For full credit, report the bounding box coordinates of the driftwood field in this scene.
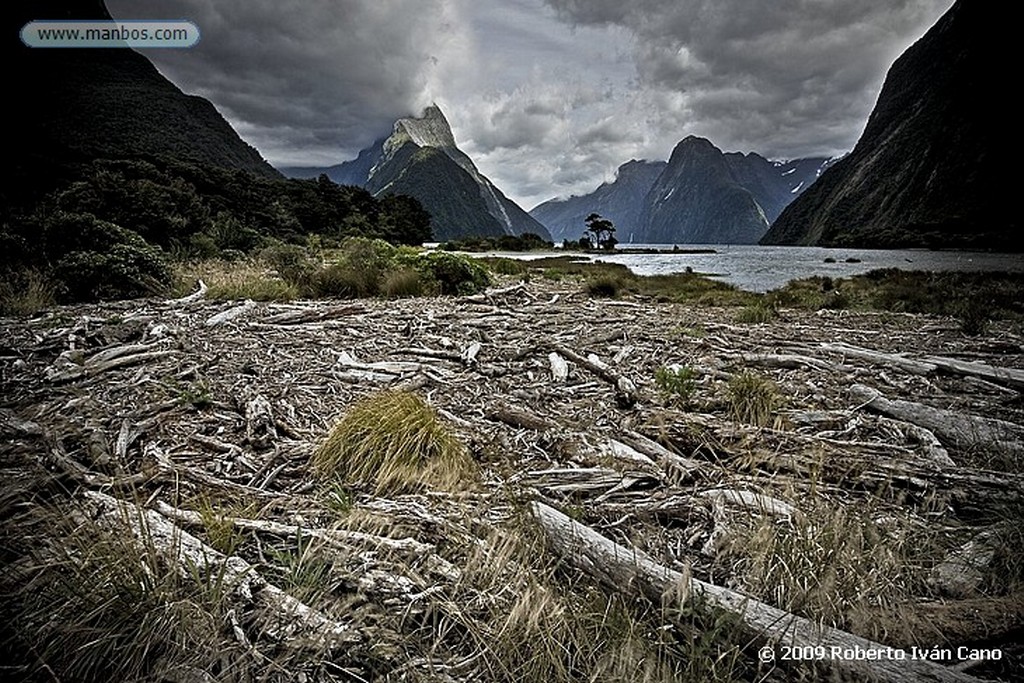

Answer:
[1,273,1022,682]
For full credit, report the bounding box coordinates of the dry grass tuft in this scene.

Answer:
[313,390,476,495]
[727,370,782,427]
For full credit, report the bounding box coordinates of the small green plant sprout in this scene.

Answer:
[313,390,476,495]
[654,364,698,404]
[727,370,782,427]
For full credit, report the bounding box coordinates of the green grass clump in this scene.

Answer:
[586,274,629,297]
[655,365,698,404]
[727,371,782,427]
[313,390,475,495]
[734,299,777,323]
[381,268,424,298]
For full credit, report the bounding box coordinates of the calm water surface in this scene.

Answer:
[483,244,1024,293]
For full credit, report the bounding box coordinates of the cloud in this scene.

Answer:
[107,0,476,165]
[544,0,955,158]
[103,0,956,208]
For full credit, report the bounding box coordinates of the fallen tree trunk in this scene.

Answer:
[922,355,1024,393]
[850,384,1024,458]
[550,343,637,406]
[531,501,983,683]
[82,490,362,651]
[820,342,937,376]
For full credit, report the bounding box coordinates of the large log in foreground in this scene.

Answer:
[530,501,983,683]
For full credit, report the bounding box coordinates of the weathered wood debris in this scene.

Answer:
[1,275,1022,681]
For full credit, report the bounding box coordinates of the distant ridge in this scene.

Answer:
[530,140,828,244]
[761,0,1017,250]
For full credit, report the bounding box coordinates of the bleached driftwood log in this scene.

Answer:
[165,278,207,306]
[921,355,1024,393]
[263,304,364,325]
[822,343,1024,393]
[205,301,257,327]
[531,501,983,683]
[153,501,434,556]
[551,343,637,406]
[850,384,1024,458]
[696,488,798,518]
[46,346,181,383]
[82,490,362,651]
[820,342,937,376]
[726,352,844,373]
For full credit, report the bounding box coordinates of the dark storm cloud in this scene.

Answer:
[101,0,955,206]
[106,0,471,165]
[544,0,954,158]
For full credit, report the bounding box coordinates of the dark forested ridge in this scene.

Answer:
[761,0,1017,250]
[3,1,436,304]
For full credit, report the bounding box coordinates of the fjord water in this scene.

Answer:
[495,245,1024,293]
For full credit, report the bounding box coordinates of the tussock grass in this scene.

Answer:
[313,390,476,495]
[381,267,424,297]
[1,496,247,681]
[735,299,777,323]
[655,365,698,404]
[417,516,712,683]
[727,371,782,427]
[0,269,57,316]
[726,495,944,644]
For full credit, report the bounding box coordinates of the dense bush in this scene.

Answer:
[52,235,172,302]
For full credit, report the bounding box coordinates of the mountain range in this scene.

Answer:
[531,139,830,244]
[282,106,551,242]
[761,0,1015,250]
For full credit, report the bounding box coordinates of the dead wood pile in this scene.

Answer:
[1,275,1022,681]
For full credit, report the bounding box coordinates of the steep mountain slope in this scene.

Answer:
[761,0,1015,249]
[723,154,832,224]
[11,0,279,185]
[637,137,770,244]
[530,160,666,243]
[283,106,551,242]
[529,146,828,245]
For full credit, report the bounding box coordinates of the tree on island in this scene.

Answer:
[583,213,618,251]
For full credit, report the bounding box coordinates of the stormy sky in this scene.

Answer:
[106,0,953,209]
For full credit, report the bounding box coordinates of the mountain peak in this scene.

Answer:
[389,104,457,152]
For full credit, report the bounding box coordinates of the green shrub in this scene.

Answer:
[398,251,490,295]
[313,390,475,495]
[52,226,172,302]
[654,365,698,404]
